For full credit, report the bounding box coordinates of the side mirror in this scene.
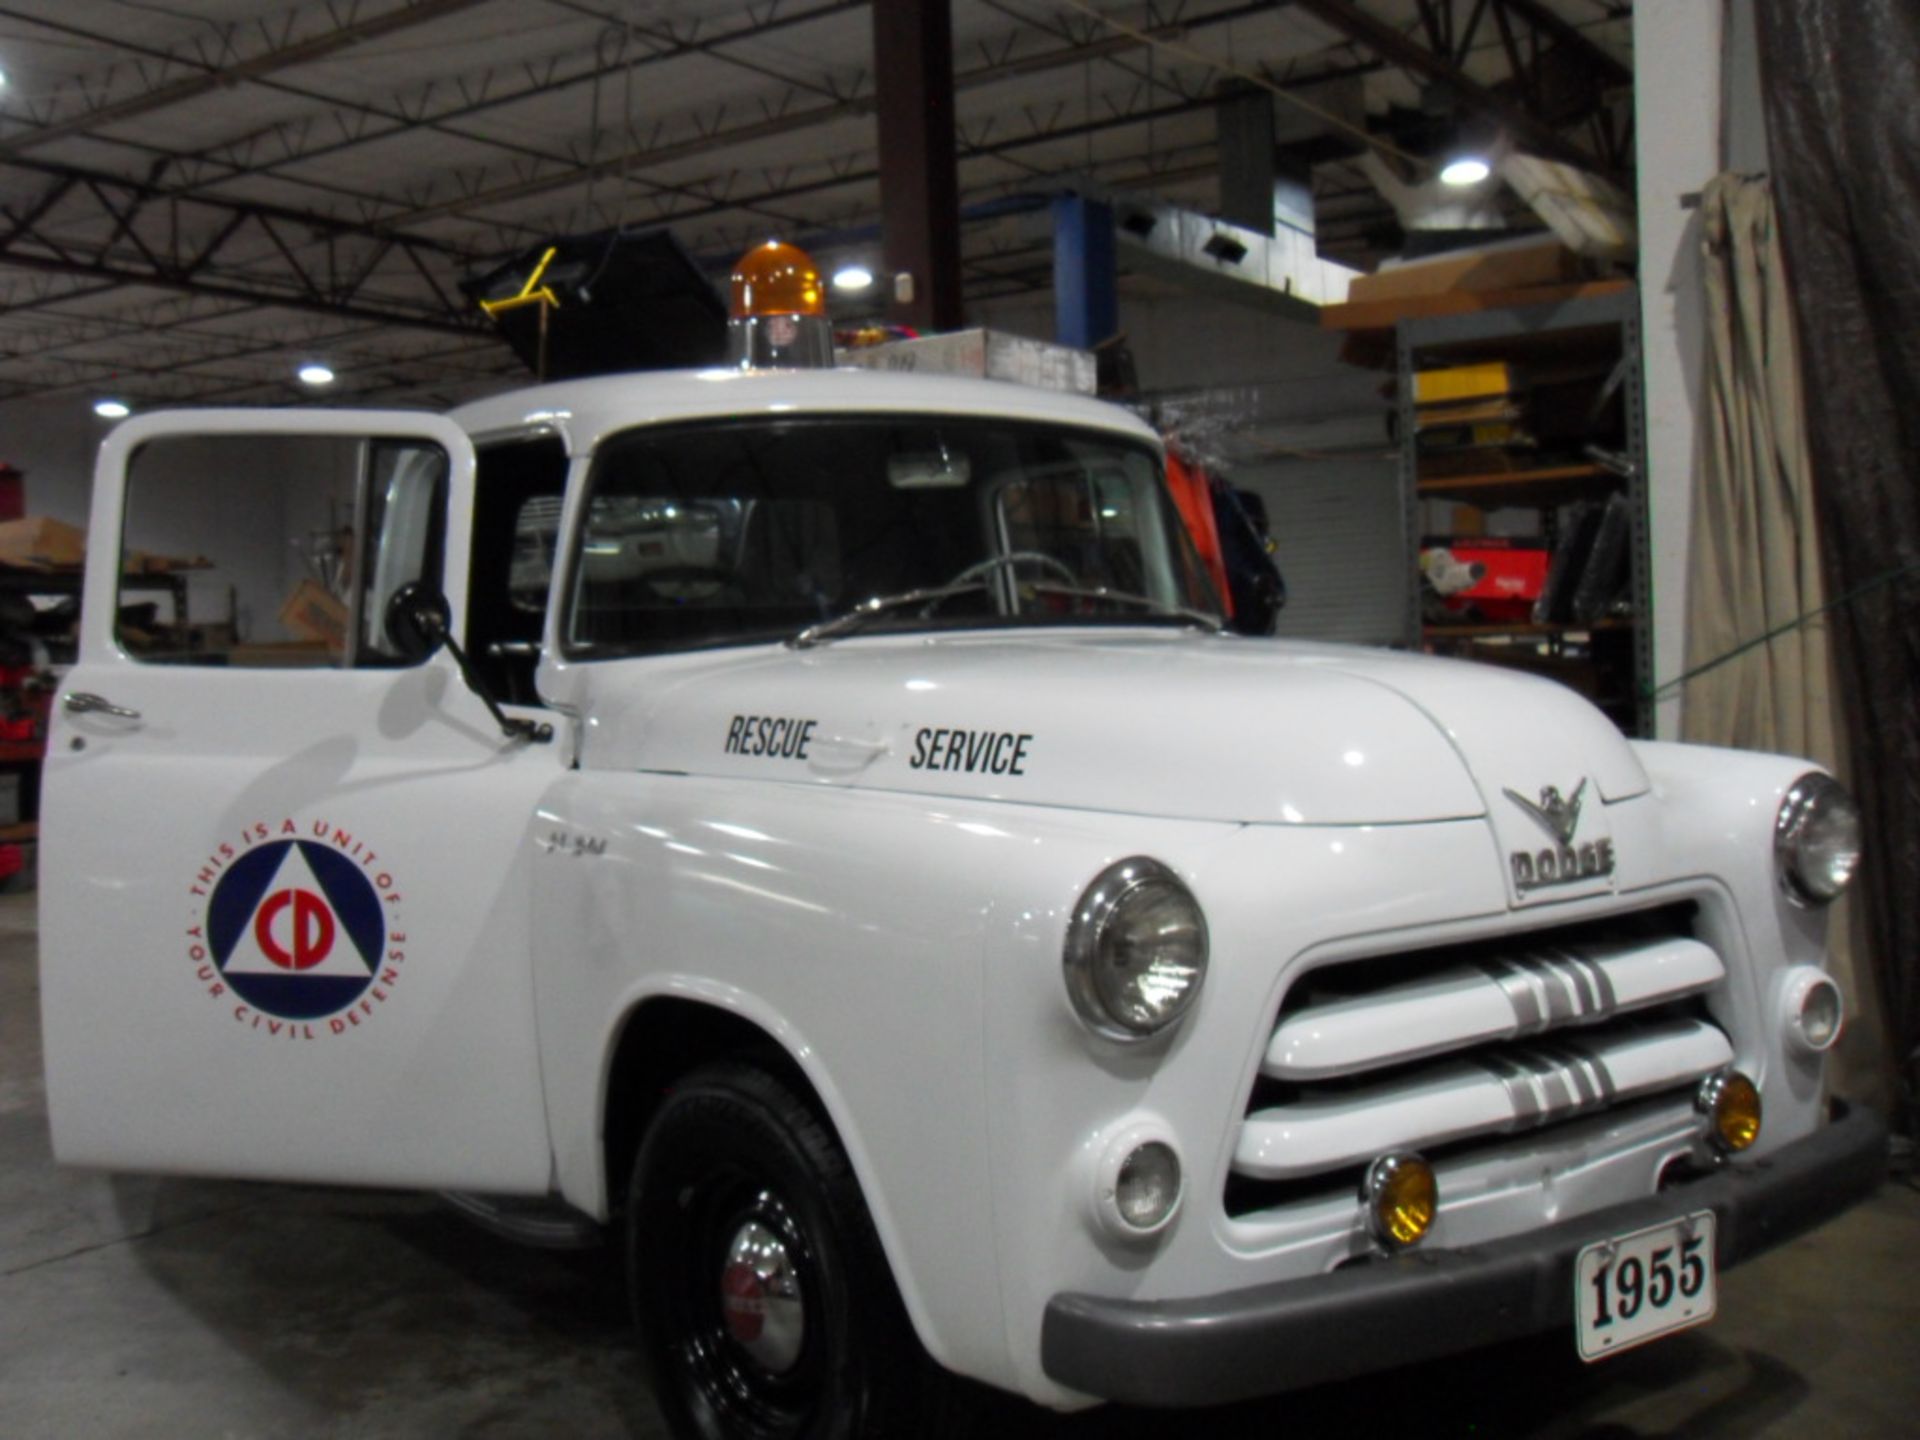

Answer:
[382,581,552,745]
[384,582,452,663]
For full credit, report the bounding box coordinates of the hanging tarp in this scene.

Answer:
[1682,173,1885,1106]
[1757,0,1920,1135]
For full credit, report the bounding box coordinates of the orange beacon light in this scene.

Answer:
[728,240,835,369]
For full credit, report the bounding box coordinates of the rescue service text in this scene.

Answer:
[725,714,818,760]
[910,727,1032,776]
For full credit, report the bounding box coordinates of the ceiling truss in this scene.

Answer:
[1,157,485,334]
[0,0,1634,407]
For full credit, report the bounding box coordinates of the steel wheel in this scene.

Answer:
[657,1164,824,1437]
[628,1061,949,1440]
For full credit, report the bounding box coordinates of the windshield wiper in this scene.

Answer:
[1027,581,1225,633]
[787,581,989,649]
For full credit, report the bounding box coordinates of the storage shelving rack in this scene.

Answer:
[1395,284,1652,737]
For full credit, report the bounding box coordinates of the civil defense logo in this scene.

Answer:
[185,819,407,1039]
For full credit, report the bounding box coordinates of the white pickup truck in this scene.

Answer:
[39,366,1885,1439]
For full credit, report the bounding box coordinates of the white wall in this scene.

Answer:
[125,435,359,641]
[0,395,110,527]
[1635,0,1742,739]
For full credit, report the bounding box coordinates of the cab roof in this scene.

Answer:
[447,366,1159,458]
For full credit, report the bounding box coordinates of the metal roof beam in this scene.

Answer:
[0,0,492,158]
[157,1,869,202]
[1288,0,1614,173]
[1,157,476,260]
[0,249,482,337]
[0,161,484,336]
[1496,0,1631,88]
[0,1,851,247]
[381,0,1278,228]
[518,54,1381,254]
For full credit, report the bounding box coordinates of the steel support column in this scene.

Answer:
[1052,195,1116,351]
[873,0,962,332]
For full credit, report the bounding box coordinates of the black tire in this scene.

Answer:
[627,1061,968,1440]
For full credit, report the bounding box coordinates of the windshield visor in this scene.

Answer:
[563,414,1218,656]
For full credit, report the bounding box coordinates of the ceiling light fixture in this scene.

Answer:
[94,398,131,419]
[1440,156,1492,187]
[298,362,336,386]
[831,265,874,293]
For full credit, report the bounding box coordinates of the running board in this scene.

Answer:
[439,1191,604,1250]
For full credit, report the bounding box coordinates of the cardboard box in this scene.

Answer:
[0,516,206,574]
[125,549,212,574]
[837,328,1096,395]
[230,641,337,668]
[0,516,86,570]
[278,579,349,653]
[1346,237,1585,309]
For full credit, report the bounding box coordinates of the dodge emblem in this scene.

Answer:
[1502,779,1614,893]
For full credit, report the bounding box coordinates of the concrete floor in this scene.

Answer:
[3,889,1915,1439]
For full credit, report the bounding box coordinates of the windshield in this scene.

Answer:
[564,414,1218,656]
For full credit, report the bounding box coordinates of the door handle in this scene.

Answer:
[807,734,889,776]
[63,692,141,720]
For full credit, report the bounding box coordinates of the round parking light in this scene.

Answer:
[1091,1123,1184,1241]
[1780,967,1845,1055]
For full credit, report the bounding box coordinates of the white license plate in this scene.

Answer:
[1575,1211,1717,1361]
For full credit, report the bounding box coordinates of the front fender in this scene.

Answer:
[529,771,1024,1389]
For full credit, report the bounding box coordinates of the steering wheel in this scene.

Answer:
[944,550,1077,589]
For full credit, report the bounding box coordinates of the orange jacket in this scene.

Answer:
[1164,448,1234,618]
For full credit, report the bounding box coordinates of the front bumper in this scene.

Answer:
[1042,1102,1887,1406]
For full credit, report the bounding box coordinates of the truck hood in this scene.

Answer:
[576,630,1649,828]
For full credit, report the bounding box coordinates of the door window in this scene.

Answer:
[117,434,447,667]
[464,436,569,704]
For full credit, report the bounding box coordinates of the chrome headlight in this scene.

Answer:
[1064,857,1208,1040]
[1774,773,1862,906]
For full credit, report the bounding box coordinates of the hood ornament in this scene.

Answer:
[1501,779,1613,895]
[1503,779,1586,846]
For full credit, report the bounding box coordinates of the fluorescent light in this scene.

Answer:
[93,399,130,419]
[297,362,336,386]
[831,264,873,292]
[1440,157,1492,187]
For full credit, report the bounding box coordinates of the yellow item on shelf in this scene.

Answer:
[1413,362,1514,405]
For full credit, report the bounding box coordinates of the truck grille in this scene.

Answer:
[1226,904,1727,1217]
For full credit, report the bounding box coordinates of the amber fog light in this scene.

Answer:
[1697,1070,1762,1153]
[1362,1153,1436,1249]
[1780,967,1845,1055]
